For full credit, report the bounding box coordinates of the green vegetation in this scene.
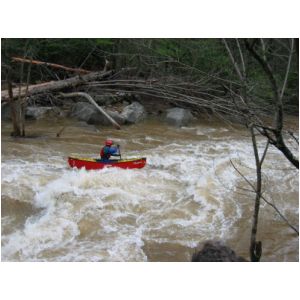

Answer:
[1,38,298,111]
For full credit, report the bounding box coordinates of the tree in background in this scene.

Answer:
[223,38,298,261]
[2,39,36,136]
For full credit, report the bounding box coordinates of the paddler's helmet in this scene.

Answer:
[105,140,113,146]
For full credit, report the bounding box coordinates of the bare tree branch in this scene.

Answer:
[230,157,299,236]
[236,39,246,78]
[280,38,294,101]
[288,131,299,145]
[223,39,244,82]
[259,140,270,167]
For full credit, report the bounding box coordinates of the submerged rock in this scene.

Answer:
[165,107,193,126]
[121,101,146,124]
[191,240,247,262]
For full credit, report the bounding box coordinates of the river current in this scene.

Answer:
[1,117,299,261]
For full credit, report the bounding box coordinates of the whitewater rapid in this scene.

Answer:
[1,120,299,261]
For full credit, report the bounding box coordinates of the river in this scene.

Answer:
[1,117,299,261]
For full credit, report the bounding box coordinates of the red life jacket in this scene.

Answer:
[100,146,111,159]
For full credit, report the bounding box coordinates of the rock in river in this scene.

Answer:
[165,107,193,126]
[2,104,64,121]
[26,106,64,120]
[121,101,146,124]
[70,101,125,126]
[88,110,125,126]
[70,102,97,122]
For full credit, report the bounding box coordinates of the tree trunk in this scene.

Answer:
[11,57,91,74]
[1,70,113,102]
[6,66,22,136]
[249,126,262,262]
[245,39,299,169]
[7,80,21,136]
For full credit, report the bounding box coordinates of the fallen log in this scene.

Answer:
[60,92,121,130]
[1,70,113,102]
[11,57,91,74]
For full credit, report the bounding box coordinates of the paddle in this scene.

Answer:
[117,144,122,159]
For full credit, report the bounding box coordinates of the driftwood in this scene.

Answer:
[56,125,67,138]
[11,57,91,74]
[60,92,121,130]
[1,70,113,102]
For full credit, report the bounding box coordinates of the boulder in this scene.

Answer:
[87,110,125,126]
[26,106,64,120]
[1,104,64,121]
[70,102,125,126]
[69,102,97,122]
[191,240,247,262]
[121,101,146,124]
[165,107,193,127]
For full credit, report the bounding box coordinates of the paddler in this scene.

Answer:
[100,140,121,161]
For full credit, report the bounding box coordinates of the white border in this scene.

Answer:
[0,0,299,37]
[0,263,299,300]
[1,1,299,299]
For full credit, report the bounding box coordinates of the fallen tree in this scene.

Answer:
[11,57,92,74]
[1,70,113,102]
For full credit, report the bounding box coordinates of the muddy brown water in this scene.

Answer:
[1,117,299,261]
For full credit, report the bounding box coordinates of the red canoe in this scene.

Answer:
[68,156,147,170]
